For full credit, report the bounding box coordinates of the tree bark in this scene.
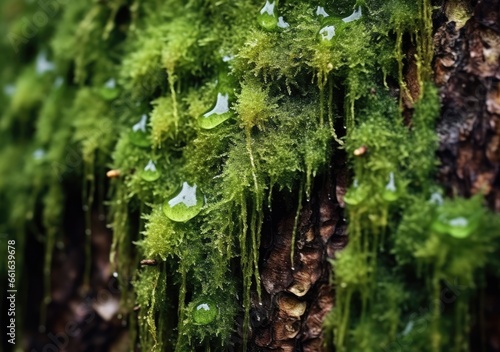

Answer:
[3,1,500,352]
[434,0,500,349]
[250,161,348,351]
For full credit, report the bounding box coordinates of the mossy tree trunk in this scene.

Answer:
[1,0,500,352]
[434,0,500,349]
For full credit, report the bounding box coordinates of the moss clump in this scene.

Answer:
[324,8,500,352]
[1,0,499,351]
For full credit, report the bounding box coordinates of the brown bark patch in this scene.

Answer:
[435,0,500,211]
[435,2,500,351]
[251,168,348,351]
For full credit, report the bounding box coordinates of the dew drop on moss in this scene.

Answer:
[222,54,235,62]
[141,160,160,182]
[100,78,119,101]
[382,172,399,202]
[33,148,46,162]
[199,92,232,129]
[317,6,362,45]
[277,16,290,28]
[53,76,64,89]
[317,10,340,44]
[163,182,204,222]
[431,208,479,239]
[319,25,336,41]
[258,1,279,31]
[36,52,55,75]
[129,114,151,147]
[342,6,362,23]
[316,6,329,18]
[344,179,366,205]
[3,84,15,97]
[429,192,444,205]
[192,300,217,325]
[447,217,475,238]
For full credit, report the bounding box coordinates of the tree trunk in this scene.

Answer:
[434,0,500,349]
[1,1,499,352]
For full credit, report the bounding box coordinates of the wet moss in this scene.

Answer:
[1,0,499,351]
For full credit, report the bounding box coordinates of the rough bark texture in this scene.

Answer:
[434,0,500,349]
[250,162,348,351]
[435,0,500,209]
[25,204,128,351]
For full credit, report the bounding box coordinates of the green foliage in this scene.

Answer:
[0,0,499,351]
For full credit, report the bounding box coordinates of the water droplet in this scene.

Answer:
[277,16,290,28]
[447,217,472,238]
[429,192,444,205]
[431,199,483,239]
[85,229,91,236]
[129,115,151,147]
[33,148,46,161]
[38,325,46,333]
[316,6,362,45]
[192,301,217,325]
[36,52,55,75]
[316,5,337,44]
[112,272,118,278]
[342,7,362,23]
[431,208,478,239]
[141,160,160,182]
[222,54,235,62]
[319,25,336,41]
[3,84,16,97]
[163,182,204,222]
[385,174,396,191]
[199,92,233,129]
[105,78,116,89]
[53,76,64,88]
[382,172,399,202]
[316,6,329,17]
[340,282,347,288]
[402,321,414,336]
[257,1,278,31]
[343,179,367,205]
[56,241,65,250]
[100,78,119,101]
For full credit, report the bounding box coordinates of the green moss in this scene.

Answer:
[134,267,165,351]
[326,10,498,351]
[1,0,499,351]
